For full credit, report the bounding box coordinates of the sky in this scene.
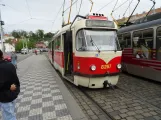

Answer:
[1,0,161,33]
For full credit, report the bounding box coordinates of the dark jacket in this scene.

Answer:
[0,60,20,103]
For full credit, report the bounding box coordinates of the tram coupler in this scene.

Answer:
[103,81,115,90]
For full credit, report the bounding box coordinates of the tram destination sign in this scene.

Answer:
[86,20,115,28]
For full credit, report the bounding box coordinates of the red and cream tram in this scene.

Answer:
[48,14,122,88]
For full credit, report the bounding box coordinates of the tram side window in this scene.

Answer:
[123,33,131,48]
[55,36,61,50]
[118,33,131,50]
[142,29,153,49]
[76,30,86,51]
[118,34,125,50]
[156,27,161,61]
[133,31,142,47]
[133,29,153,59]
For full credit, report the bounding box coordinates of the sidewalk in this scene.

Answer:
[0,54,87,120]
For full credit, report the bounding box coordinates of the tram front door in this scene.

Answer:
[63,31,73,79]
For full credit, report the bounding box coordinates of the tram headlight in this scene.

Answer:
[117,64,122,69]
[91,65,96,71]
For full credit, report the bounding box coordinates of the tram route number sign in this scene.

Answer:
[101,64,111,69]
[86,20,115,28]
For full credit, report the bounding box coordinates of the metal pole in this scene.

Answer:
[0,4,4,52]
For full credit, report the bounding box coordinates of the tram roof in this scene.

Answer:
[52,18,117,39]
[118,18,161,34]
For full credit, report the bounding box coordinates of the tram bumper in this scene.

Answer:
[74,75,119,88]
[88,75,119,88]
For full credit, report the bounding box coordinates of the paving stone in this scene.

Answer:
[120,113,128,118]
[143,113,152,117]
[90,115,99,120]
[119,109,128,113]
[126,111,136,116]
[134,114,144,119]
[126,116,136,120]
[144,116,156,120]
[109,110,121,116]
[153,116,161,120]
[87,110,95,116]
[113,115,121,120]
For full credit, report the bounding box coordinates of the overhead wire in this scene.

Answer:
[112,0,118,12]
[123,0,134,17]
[5,18,32,27]
[51,1,65,32]
[32,18,53,22]
[5,4,29,16]
[78,0,83,15]
[114,0,130,11]
[25,0,32,18]
[64,0,79,12]
[96,0,115,12]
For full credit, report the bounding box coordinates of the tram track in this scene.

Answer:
[66,81,115,120]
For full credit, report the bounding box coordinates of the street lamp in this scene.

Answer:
[0,4,5,52]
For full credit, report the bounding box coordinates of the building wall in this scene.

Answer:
[0,43,15,52]
[117,8,161,24]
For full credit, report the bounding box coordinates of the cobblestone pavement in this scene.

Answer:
[118,74,161,109]
[0,55,72,120]
[64,80,110,120]
[63,73,161,120]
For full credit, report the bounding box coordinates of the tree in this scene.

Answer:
[36,29,44,40]
[5,38,13,45]
[11,30,21,39]
[15,40,23,52]
[44,32,54,41]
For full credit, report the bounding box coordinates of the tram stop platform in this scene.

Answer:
[0,54,87,120]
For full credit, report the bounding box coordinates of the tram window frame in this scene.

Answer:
[54,35,61,50]
[118,33,131,50]
[76,29,86,51]
[133,29,153,49]
[142,28,153,49]
[123,33,131,48]
[156,26,161,61]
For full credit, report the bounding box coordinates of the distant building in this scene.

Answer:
[4,34,14,42]
[117,8,161,24]
[36,42,47,48]
[0,34,16,52]
[0,42,15,52]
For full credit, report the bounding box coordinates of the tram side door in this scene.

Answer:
[52,41,54,62]
[63,31,73,76]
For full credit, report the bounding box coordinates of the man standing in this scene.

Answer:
[0,50,20,120]
[11,51,17,69]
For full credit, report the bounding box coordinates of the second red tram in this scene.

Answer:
[49,14,122,88]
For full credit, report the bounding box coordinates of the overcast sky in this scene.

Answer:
[1,0,161,33]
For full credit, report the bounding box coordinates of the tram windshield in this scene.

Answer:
[76,29,120,51]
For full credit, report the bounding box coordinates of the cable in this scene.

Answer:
[5,18,32,27]
[32,18,53,22]
[25,0,32,18]
[114,0,129,11]
[123,0,134,17]
[5,4,29,16]
[96,0,114,12]
[64,0,79,12]
[112,0,118,12]
[78,0,83,15]
[51,2,64,32]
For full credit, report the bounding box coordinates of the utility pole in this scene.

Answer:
[0,4,5,52]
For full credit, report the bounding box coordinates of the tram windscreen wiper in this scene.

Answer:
[90,35,101,53]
